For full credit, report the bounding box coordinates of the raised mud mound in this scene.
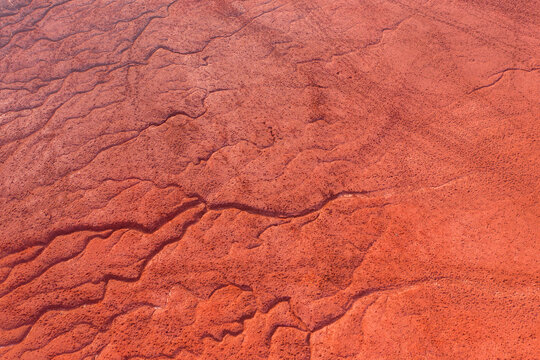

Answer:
[1,0,539,359]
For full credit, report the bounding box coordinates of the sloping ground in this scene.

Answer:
[0,0,539,359]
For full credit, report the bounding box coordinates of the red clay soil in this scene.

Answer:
[0,0,539,359]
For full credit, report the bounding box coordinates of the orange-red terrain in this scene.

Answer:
[0,0,539,359]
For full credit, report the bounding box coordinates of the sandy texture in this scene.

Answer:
[0,0,539,359]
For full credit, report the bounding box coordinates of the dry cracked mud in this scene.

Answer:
[0,0,539,359]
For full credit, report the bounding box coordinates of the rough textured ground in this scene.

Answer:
[0,0,539,359]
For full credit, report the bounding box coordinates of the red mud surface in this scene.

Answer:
[1,0,539,359]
